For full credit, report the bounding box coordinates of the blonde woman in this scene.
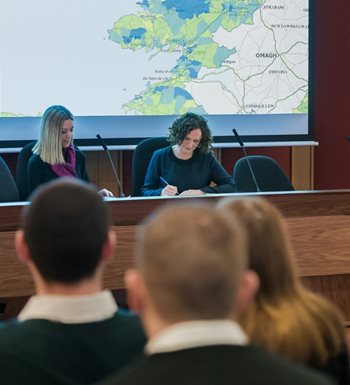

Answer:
[28,105,112,196]
[219,197,349,385]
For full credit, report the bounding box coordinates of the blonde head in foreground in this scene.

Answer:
[218,197,345,367]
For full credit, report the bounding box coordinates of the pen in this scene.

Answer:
[160,176,169,185]
[160,176,178,195]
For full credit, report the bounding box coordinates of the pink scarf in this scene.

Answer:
[51,145,77,177]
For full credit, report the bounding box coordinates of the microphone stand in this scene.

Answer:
[96,134,125,197]
[232,129,261,192]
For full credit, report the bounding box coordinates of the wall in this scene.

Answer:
[313,1,350,189]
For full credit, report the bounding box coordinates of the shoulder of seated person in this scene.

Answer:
[155,146,170,154]
[28,153,41,164]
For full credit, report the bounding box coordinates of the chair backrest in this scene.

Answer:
[233,155,294,193]
[16,141,36,201]
[0,156,20,202]
[131,137,169,197]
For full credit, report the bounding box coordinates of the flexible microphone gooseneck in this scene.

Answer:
[96,134,125,197]
[232,129,261,192]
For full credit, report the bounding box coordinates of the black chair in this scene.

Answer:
[15,141,36,201]
[0,156,20,202]
[233,155,294,193]
[131,137,169,197]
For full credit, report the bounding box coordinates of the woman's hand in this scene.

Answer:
[98,188,114,197]
[179,189,205,196]
[161,184,178,196]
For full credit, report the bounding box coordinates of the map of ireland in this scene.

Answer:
[108,0,308,115]
[1,0,308,118]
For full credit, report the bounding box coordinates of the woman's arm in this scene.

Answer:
[141,151,164,196]
[28,155,45,194]
[201,154,237,194]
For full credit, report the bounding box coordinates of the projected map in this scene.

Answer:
[0,0,308,117]
[109,0,308,115]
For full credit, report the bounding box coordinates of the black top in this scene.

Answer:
[100,345,333,385]
[28,146,89,195]
[0,311,146,385]
[141,146,236,196]
[309,343,350,385]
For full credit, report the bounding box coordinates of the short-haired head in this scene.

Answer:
[33,105,74,164]
[136,204,247,322]
[21,178,110,284]
[168,112,212,154]
[218,197,298,300]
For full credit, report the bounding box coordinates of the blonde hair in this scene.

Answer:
[219,197,345,366]
[137,204,247,322]
[33,105,74,164]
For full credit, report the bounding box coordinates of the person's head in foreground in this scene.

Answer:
[1,178,146,385]
[99,203,333,385]
[126,203,257,332]
[16,177,115,293]
[218,197,347,380]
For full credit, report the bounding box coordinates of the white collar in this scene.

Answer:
[18,290,118,324]
[146,320,248,355]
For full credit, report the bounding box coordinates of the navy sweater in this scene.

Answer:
[141,147,236,196]
[0,312,146,385]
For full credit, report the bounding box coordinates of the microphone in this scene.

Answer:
[96,134,125,197]
[232,129,261,192]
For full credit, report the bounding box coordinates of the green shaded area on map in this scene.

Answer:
[0,113,26,117]
[108,0,263,114]
[293,94,308,113]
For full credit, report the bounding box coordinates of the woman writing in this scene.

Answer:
[141,113,236,196]
[28,105,113,196]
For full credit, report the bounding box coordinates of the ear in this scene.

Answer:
[15,230,31,264]
[101,230,117,263]
[124,269,145,313]
[235,270,259,316]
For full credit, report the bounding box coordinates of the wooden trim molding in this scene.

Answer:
[291,146,314,190]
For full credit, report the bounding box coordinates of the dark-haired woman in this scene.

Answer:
[141,113,236,196]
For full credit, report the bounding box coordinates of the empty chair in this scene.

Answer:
[15,141,35,201]
[233,155,294,192]
[131,137,169,197]
[0,156,20,202]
